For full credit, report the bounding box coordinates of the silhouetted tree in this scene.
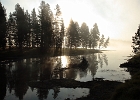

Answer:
[60,19,65,48]
[13,3,27,50]
[80,22,90,48]
[23,10,31,47]
[31,8,41,47]
[132,25,140,53]
[90,23,100,49]
[67,19,79,49]
[74,22,81,47]
[88,30,92,49]
[0,1,110,53]
[8,13,18,48]
[7,12,17,50]
[99,34,105,49]
[53,4,64,51]
[103,37,109,48]
[39,1,53,52]
[0,2,7,50]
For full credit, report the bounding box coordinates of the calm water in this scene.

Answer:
[0,50,131,100]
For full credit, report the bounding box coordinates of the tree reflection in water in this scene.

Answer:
[86,54,98,78]
[0,53,109,100]
[53,86,60,99]
[0,65,6,100]
[12,60,30,100]
[50,53,108,81]
[98,53,108,68]
[37,88,49,100]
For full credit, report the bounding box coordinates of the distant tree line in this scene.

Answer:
[0,1,109,52]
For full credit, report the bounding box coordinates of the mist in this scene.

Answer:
[108,39,132,51]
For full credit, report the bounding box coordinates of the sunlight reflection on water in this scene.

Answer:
[60,56,69,68]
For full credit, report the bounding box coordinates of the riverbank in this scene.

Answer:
[0,48,102,60]
[29,79,122,100]
[110,53,140,100]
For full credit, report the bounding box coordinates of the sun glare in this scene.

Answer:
[59,1,112,38]
[59,1,94,27]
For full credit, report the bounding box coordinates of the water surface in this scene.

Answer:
[0,50,132,100]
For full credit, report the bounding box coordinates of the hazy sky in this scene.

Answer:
[1,0,140,41]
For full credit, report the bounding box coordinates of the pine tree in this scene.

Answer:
[24,10,31,47]
[103,37,109,48]
[31,8,40,47]
[88,29,92,49]
[90,23,100,49]
[60,19,65,48]
[80,22,90,48]
[13,3,26,50]
[38,1,53,52]
[74,22,80,48]
[0,2,7,50]
[67,19,79,49]
[99,34,105,49]
[53,4,64,50]
[132,25,140,53]
[7,13,16,50]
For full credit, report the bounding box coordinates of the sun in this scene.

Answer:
[59,1,94,27]
[59,1,106,31]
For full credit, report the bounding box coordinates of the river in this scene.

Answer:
[0,50,132,100]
